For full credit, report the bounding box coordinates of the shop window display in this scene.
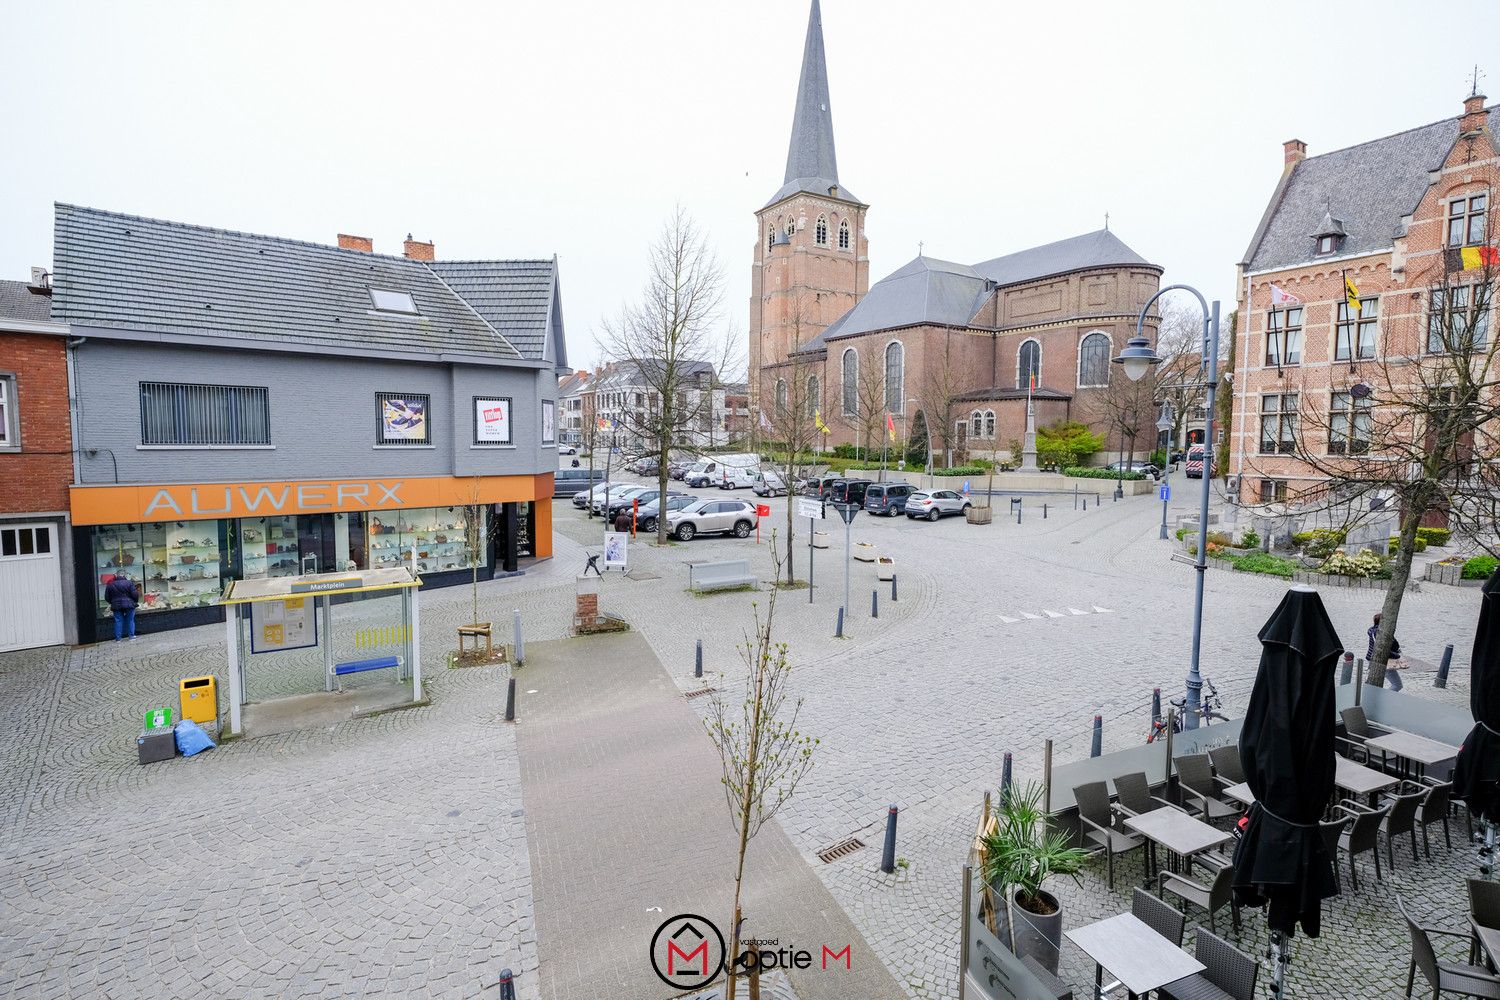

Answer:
[95,522,222,615]
[239,516,305,580]
[367,506,481,575]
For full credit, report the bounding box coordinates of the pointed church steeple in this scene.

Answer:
[767,0,858,206]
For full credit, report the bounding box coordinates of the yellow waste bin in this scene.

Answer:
[179,676,218,727]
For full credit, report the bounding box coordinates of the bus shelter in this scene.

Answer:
[220,567,422,736]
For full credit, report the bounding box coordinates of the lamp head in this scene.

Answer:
[1113,334,1161,382]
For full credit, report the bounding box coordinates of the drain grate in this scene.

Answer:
[816,837,866,864]
[683,686,717,699]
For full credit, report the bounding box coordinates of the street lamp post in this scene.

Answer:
[1156,401,1174,540]
[1113,421,1126,501]
[1115,286,1221,731]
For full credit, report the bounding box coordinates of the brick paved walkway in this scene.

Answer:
[516,630,905,1000]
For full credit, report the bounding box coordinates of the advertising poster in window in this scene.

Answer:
[249,597,317,653]
[542,400,556,444]
[381,397,427,442]
[475,397,512,444]
[603,531,628,570]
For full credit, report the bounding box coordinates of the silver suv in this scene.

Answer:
[667,498,759,541]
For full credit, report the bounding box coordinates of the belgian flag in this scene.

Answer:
[1446,245,1500,271]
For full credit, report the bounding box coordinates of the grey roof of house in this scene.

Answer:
[1242,109,1494,272]
[49,204,564,364]
[765,0,860,208]
[556,370,589,397]
[799,229,1157,352]
[0,280,53,325]
[428,259,561,363]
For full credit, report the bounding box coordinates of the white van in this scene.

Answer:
[684,453,758,488]
[719,465,759,490]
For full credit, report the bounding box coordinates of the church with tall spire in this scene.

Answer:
[752,1,1165,465]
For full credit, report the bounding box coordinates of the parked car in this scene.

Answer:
[1185,445,1214,479]
[668,461,690,480]
[805,474,842,498]
[667,498,759,541]
[905,489,970,521]
[593,483,648,514]
[637,458,660,477]
[863,482,915,516]
[828,479,873,506]
[752,470,788,496]
[574,483,612,509]
[684,454,759,489]
[636,493,700,533]
[718,465,759,490]
[561,446,577,455]
[554,467,606,497]
[606,488,681,518]
[1104,460,1161,480]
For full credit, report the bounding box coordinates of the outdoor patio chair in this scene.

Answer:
[1333,798,1391,890]
[1470,879,1500,968]
[1159,858,1240,936]
[1132,886,1186,946]
[1207,745,1245,789]
[1320,816,1349,894]
[1112,771,1172,819]
[1174,753,1241,825]
[1339,706,1389,770]
[1398,895,1500,999]
[1417,781,1456,859]
[1380,781,1428,869]
[1074,780,1144,891]
[1158,929,1260,1000]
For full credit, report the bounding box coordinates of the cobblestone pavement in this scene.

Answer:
[0,479,1487,998]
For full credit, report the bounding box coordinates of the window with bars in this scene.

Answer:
[1448,193,1488,248]
[375,391,431,445]
[1329,391,1371,455]
[838,219,850,250]
[1259,393,1298,454]
[139,382,270,446]
[1335,298,1379,361]
[1428,286,1490,353]
[815,215,828,246]
[1265,307,1303,366]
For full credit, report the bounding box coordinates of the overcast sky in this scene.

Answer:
[5,1,1500,374]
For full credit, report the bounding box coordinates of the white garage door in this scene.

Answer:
[0,523,65,651]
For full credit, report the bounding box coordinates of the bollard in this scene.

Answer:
[871,589,879,619]
[1083,499,1088,511]
[880,805,899,874]
[1043,503,1047,520]
[695,639,703,679]
[1436,643,1454,689]
[1151,687,1162,726]
[1340,652,1354,685]
[499,968,516,1000]
[836,605,845,638]
[1090,714,1102,758]
[504,677,517,723]
[1000,751,1013,803]
[1354,659,1364,706]
[891,574,898,602]
[512,609,524,666]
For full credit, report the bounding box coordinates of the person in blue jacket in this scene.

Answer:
[104,573,140,640]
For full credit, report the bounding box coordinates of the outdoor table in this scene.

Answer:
[1123,806,1231,881]
[1225,781,1253,807]
[1364,730,1460,780]
[1224,758,1396,813]
[1066,911,1204,999]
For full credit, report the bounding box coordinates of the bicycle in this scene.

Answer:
[1146,678,1229,742]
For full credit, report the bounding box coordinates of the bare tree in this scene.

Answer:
[600,208,731,543]
[461,477,492,630]
[919,332,970,471]
[1241,256,1500,685]
[852,348,886,464]
[706,544,818,999]
[1088,366,1157,472]
[1152,299,1213,455]
[763,312,822,585]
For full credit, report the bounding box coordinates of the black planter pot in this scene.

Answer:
[1010,888,1063,975]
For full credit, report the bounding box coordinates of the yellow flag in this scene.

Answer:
[814,409,830,435]
[1344,274,1360,314]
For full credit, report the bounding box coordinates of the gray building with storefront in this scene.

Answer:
[52,204,568,640]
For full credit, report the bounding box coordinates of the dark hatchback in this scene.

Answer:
[554,467,607,497]
[863,482,914,516]
[828,479,873,506]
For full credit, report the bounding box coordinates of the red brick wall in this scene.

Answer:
[0,332,73,514]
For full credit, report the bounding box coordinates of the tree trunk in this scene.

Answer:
[1367,508,1423,687]
[727,656,765,999]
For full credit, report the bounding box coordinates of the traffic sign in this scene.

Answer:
[1159,484,1171,502]
[797,498,824,520]
[962,479,971,495]
[834,502,859,525]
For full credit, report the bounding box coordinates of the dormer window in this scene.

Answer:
[370,288,418,314]
[1310,209,1346,257]
[1316,235,1336,256]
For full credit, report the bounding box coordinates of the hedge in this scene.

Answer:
[1388,536,1428,554]
[929,466,987,477]
[1222,552,1299,578]
[1416,527,1451,546]
[1063,466,1146,481]
[1464,555,1500,580]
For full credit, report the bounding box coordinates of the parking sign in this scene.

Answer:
[797,498,823,520]
[1159,484,1171,502]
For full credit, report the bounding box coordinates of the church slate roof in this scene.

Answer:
[972,229,1154,286]
[1242,108,1497,273]
[766,0,860,208]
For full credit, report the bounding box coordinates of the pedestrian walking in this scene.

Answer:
[614,506,632,535]
[1368,612,1403,687]
[104,573,140,641]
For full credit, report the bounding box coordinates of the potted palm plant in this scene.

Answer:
[979,782,1088,974]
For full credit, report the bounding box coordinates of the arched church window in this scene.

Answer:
[838,219,851,250]
[815,215,828,246]
[984,410,996,438]
[766,222,775,253]
[1017,340,1041,390]
[807,375,820,418]
[1078,331,1111,388]
[885,341,904,414]
[775,379,788,414]
[841,349,858,415]
[971,411,983,437]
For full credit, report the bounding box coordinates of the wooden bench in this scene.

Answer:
[688,560,757,593]
[333,656,400,691]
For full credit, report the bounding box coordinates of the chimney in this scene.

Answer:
[1462,92,1489,134]
[1283,139,1307,169]
[403,234,435,262]
[337,233,373,253]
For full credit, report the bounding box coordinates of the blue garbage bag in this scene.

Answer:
[173,719,216,757]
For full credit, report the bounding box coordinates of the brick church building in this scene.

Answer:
[750,0,1163,463]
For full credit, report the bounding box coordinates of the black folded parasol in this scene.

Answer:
[1454,569,1500,823]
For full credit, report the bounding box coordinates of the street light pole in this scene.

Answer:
[1113,421,1126,501]
[1117,285,1220,731]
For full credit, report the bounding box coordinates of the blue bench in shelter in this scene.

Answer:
[332,656,401,691]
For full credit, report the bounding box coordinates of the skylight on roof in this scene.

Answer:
[369,288,418,314]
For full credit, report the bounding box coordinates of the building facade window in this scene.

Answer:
[1428,285,1490,353]
[838,219,850,250]
[1329,390,1371,455]
[1258,393,1299,454]
[1316,235,1336,255]
[970,410,983,437]
[0,373,16,450]
[1258,478,1288,503]
[984,410,996,438]
[785,218,795,239]
[884,341,904,414]
[1448,193,1488,248]
[1265,306,1303,366]
[1017,339,1041,389]
[140,382,271,446]
[374,391,431,446]
[806,375,820,418]
[815,215,828,246]
[1077,331,1111,387]
[775,379,788,414]
[766,222,775,253]
[841,348,858,415]
[1335,298,1379,361]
